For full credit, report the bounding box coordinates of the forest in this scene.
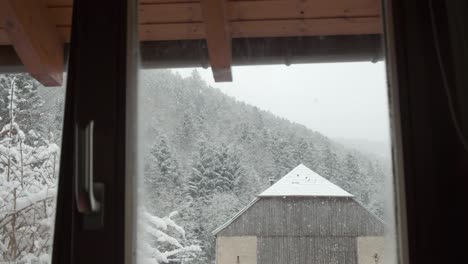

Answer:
[0,70,391,263]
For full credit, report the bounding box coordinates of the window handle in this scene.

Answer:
[75,121,101,214]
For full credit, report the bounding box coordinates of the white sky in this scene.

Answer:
[176,62,390,143]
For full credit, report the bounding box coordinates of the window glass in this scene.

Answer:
[0,74,66,262]
[136,63,396,264]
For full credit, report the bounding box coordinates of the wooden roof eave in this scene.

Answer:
[0,0,383,85]
[0,0,64,86]
[0,34,383,74]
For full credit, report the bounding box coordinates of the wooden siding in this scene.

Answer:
[217,197,384,237]
[257,236,357,264]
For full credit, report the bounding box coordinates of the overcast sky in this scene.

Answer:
[176,62,390,144]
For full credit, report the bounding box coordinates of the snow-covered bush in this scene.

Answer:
[137,206,200,264]
[0,74,59,263]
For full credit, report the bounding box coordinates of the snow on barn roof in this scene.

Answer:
[258,164,353,197]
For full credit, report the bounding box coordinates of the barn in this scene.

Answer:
[213,164,386,264]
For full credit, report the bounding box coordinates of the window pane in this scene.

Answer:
[136,63,396,264]
[0,73,65,262]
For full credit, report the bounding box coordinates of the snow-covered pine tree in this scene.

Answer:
[291,138,318,169]
[318,144,341,183]
[213,144,250,194]
[237,122,254,143]
[343,153,365,199]
[188,139,219,200]
[177,113,196,152]
[364,160,385,217]
[144,134,184,215]
[0,74,47,146]
[213,144,232,192]
[270,132,296,177]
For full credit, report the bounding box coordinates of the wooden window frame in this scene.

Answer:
[51,0,138,263]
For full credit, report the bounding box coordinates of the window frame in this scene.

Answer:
[51,0,138,263]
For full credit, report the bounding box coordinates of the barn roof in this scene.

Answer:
[213,164,355,235]
[258,164,353,197]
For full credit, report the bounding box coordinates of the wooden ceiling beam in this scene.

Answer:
[200,0,232,82]
[0,0,64,86]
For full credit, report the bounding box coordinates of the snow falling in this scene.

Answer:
[0,70,391,263]
[137,70,391,263]
[0,75,60,263]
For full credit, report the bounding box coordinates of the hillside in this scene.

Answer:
[138,69,390,263]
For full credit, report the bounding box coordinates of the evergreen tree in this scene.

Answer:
[365,160,385,217]
[214,144,248,194]
[238,122,254,143]
[0,74,46,145]
[213,144,232,192]
[144,134,184,215]
[318,145,340,183]
[176,112,202,154]
[188,138,219,200]
[270,132,296,177]
[291,138,318,169]
[343,153,364,197]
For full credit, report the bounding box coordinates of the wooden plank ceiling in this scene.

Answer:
[0,0,381,84]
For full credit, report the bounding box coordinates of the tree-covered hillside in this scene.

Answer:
[139,69,390,263]
[0,70,390,263]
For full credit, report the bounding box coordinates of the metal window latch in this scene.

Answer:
[75,121,104,229]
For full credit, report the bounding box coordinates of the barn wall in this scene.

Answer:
[257,236,357,264]
[217,236,257,264]
[217,197,384,237]
[356,236,386,264]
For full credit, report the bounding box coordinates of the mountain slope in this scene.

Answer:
[141,69,389,207]
[139,69,390,262]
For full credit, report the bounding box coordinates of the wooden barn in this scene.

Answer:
[213,164,386,264]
